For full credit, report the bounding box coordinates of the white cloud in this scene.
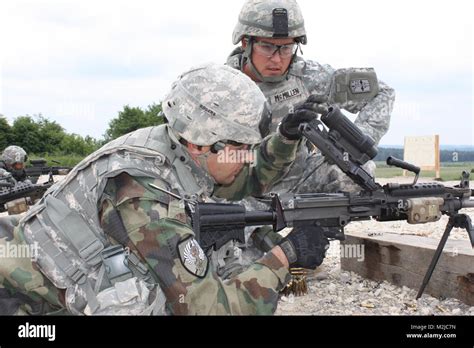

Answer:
[0,0,472,144]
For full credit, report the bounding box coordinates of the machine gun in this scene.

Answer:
[0,158,65,213]
[191,105,474,299]
[0,179,54,214]
[26,159,71,184]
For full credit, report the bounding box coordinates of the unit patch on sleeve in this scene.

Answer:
[177,237,208,278]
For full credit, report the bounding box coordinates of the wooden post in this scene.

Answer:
[434,135,441,179]
[341,230,474,305]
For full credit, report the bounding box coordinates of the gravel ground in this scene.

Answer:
[276,178,474,315]
[276,240,474,315]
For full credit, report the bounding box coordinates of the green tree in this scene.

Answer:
[144,103,164,125]
[105,103,164,141]
[60,134,101,156]
[10,115,42,153]
[0,115,12,151]
[37,116,66,154]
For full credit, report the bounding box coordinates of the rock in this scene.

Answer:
[281,296,288,302]
[374,289,383,297]
[420,308,432,316]
[327,283,337,292]
[389,306,400,315]
[344,297,354,304]
[451,308,462,315]
[315,271,329,281]
[340,272,351,284]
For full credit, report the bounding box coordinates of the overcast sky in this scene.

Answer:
[0,0,472,146]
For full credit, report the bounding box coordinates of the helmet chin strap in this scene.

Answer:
[241,37,296,84]
[195,151,217,184]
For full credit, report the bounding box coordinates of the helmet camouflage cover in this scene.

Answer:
[232,0,307,45]
[2,145,28,166]
[162,63,271,146]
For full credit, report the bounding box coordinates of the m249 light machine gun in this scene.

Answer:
[191,105,474,299]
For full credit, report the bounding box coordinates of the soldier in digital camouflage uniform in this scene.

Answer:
[219,0,396,273]
[227,0,395,194]
[0,146,29,183]
[0,64,327,315]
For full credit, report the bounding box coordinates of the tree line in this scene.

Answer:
[375,148,474,163]
[0,103,164,157]
[2,104,472,164]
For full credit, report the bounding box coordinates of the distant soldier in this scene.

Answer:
[0,146,29,183]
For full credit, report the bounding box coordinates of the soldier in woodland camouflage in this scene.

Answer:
[0,64,326,315]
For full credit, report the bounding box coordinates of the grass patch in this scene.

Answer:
[28,154,85,168]
[375,162,474,180]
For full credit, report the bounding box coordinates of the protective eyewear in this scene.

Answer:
[253,41,297,59]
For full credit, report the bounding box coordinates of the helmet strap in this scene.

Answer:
[194,151,216,184]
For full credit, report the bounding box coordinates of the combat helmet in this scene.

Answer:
[162,63,271,147]
[233,0,307,83]
[2,145,28,168]
[233,0,307,45]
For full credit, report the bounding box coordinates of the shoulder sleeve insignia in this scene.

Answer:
[177,237,208,278]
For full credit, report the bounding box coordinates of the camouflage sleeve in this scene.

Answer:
[301,59,395,145]
[0,216,65,315]
[99,173,290,315]
[352,80,395,145]
[213,133,299,200]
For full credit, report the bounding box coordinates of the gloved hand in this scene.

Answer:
[251,226,283,253]
[278,224,329,269]
[0,169,16,187]
[279,95,328,141]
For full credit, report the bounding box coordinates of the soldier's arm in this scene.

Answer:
[348,80,395,145]
[0,216,65,315]
[99,173,291,315]
[302,59,395,145]
[214,132,299,200]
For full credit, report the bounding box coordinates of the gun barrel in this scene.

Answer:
[199,211,275,227]
[462,199,474,209]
